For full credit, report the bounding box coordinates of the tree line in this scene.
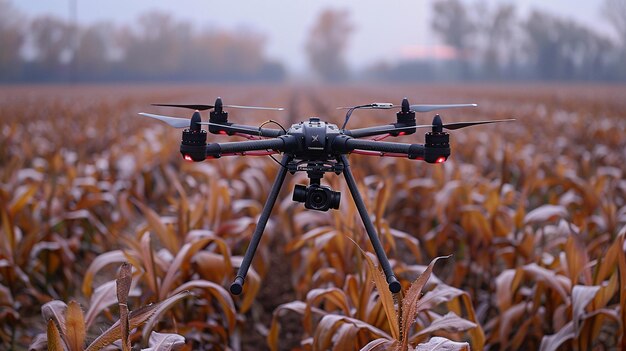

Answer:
[366,0,626,82]
[0,1,286,82]
[1,0,625,83]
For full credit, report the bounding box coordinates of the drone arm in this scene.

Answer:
[206,122,284,138]
[230,123,284,138]
[334,136,425,159]
[206,135,297,158]
[345,125,399,138]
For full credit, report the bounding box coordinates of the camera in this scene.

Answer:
[293,184,340,211]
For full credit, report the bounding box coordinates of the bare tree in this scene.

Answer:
[476,2,517,79]
[431,0,477,78]
[0,0,24,80]
[30,16,72,71]
[121,12,192,79]
[305,9,353,82]
[76,23,116,79]
[603,0,626,78]
[603,0,626,43]
[523,10,615,80]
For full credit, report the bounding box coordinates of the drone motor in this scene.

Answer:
[180,111,207,162]
[423,114,450,164]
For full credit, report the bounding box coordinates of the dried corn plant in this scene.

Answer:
[30,262,189,351]
[1,84,625,350]
[268,250,482,350]
[0,86,279,348]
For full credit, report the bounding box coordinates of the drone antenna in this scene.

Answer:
[341,104,375,130]
[341,107,356,130]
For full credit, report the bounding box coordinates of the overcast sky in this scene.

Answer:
[14,0,614,74]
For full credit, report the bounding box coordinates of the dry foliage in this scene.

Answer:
[0,84,624,350]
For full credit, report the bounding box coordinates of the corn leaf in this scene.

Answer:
[42,300,67,345]
[82,250,127,297]
[65,301,86,351]
[413,283,465,314]
[141,290,193,347]
[85,302,160,351]
[268,301,326,351]
[47,319,65,351]
[401,255,450,350]
[133,199,180,254]
[84,280,117,329]
[415,311,476,337]
[414,336,469,351]
[539,321,574,351]
[313,314,391,351]
[524,205,567,224]
[360,338,398,351]
[571,285,600,337]
[170,280,235,330]
[356,244,400,340]
[144,331,186,351]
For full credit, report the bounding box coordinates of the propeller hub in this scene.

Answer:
[432,114,443,133]
[401,98,410,113]
[214,97,223,114]
[190,111,202,131]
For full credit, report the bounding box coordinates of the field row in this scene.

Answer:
[0,83,625,350]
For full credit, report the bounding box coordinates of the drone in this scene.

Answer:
[139,97,513,295]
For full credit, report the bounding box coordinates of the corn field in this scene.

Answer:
[0,83,625,350]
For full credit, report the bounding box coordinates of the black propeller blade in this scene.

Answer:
[152,104,214,111]
[440,119,515,130]
[370,118,516,134]
[151,103,284,111]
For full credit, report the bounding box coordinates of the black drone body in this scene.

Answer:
[140,97,513,295]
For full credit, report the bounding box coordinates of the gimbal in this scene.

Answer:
[140,97,513,295]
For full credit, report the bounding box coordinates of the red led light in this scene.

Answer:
[435,156,446,163]
[398,132,406,136]
[219,130,227,135]
[183,155,193,161]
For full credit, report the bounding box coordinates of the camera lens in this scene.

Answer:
[309,189,328,209]
[293,184,308,203]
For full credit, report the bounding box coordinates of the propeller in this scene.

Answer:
[338,99,478,129]
[367,117,516,135]
[434,118,515,130]
[153,103,285,111]
[410,104,477,112]
[337,103,477,112]
[152,96,284,111]
[138,112,261,134]
[138,112,191,128]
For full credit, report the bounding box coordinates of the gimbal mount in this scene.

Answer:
[139,97,514,295]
